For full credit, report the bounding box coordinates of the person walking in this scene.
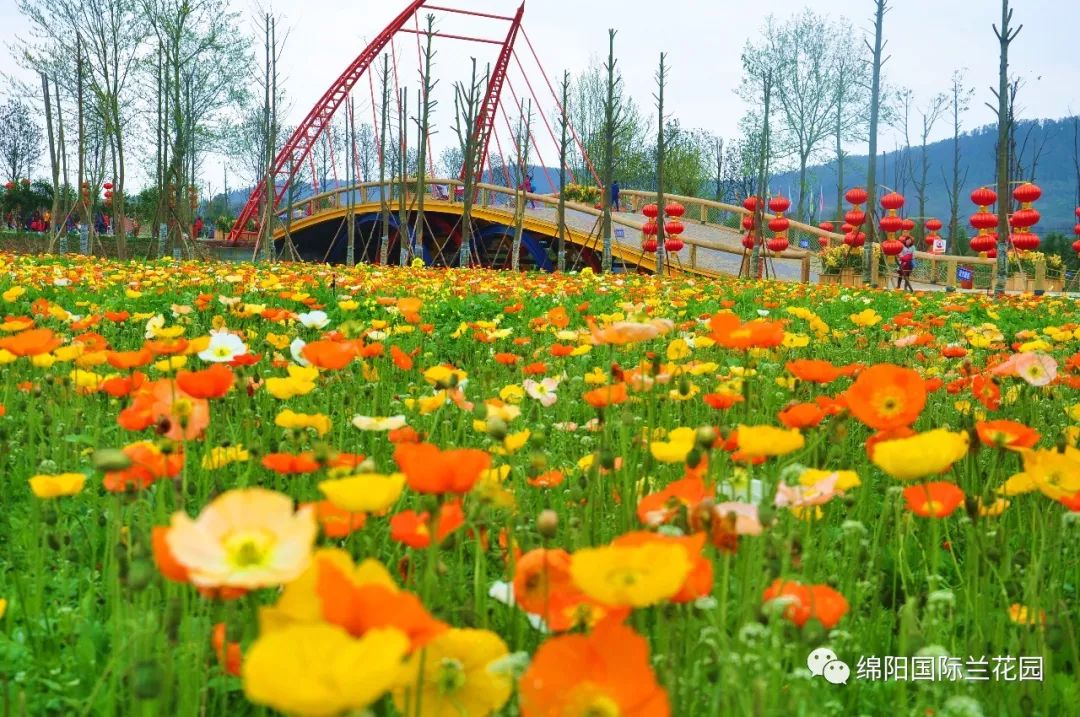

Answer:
[611,180,621,212]
[897,236,916,292]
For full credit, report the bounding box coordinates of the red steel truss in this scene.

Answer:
[461,3,524,185]
[229,0,428,243]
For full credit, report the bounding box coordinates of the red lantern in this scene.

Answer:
[901,218,916,232]
[879,215,904,234]
[844,232,866,248]
[925,218,943,232]
[642,238,659,253]
[924,232,941,249]
[1010,233,1040,252]
[767,195,791,214]
[665,237,684,252]
[742,233,756,250]
[1074,222,1080,237]
[742,196,760,212]
[1075,207,1080,219]
[844,209,866,227]
[970,212,998,231]
[1010,208,1040,230]
[841,223,854,234]
[880,192,905,211]
[664,220,685,236]
[103,182,114,191]
[20,178,30,187]
[2,181,13,191]
[970,234,996,253]
[665,201,685,218]
[766,236,789,253]
[845,187,868,206]
[881,239,904,256]
[818,221,835,232]
[643,219,659,236]
[818,235,830,248]
[1072,239,1080,254]
[767,217,790,234]
[970,187,997,207]
[643,203,659,219]
[1012,183,1041,204]
[741,215,756,231]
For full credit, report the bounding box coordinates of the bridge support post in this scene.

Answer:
[689,244,697,269]
[1034,259,1046,295]
[800,255,810,284]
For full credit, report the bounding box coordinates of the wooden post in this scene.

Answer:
[1034,258,1046,295]
[946,257,957,290]
[871,254,880,287]
[699,203,707,224]
[690,244,698,269]
[801,255,811,284]
[361,186,368,204]
[480,187,488,207]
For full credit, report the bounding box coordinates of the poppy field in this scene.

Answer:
[0,253,1079,717]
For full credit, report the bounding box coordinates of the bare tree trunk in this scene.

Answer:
[398,90,409,266]
[601,29,618,273]
[557,71,570,272]
[993,0,1020,294]
[414,16,437,257]
[750,68,772,278]
[655,53,668,277]
[862,0,887,283]
[379,55,391,265]
[41,73,61,251]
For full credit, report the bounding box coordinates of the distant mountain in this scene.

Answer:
[769,117,1080,235]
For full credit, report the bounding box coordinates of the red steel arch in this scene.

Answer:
[229,0,526,244]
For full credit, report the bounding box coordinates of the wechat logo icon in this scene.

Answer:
[808,648,850,685]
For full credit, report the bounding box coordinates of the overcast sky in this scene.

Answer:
[1,0,1078,192]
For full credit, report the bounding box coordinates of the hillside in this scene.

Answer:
[771,117,1080,235]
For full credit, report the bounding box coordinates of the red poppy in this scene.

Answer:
[301,340,357,370]
[389,501,464,548]
[975,420,1040,449]
[778,403,825,429]
[211,623,242,676]
[390,345,413,371]
[703,392,744,410]
[583,383,628,409]
[762,579,849,629]
[305,500,367,539]
[104,442,183,492]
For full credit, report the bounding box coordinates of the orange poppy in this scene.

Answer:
[101,372,147,398]
[145,380,210,441]
[261,452,320,475]
[301,340,357,370]
[0,328,62,356]
[972,375,1001,411]
[315,559,447,651]
[519,620,669,717]
[104,310,130,322]
[583,383,628,409]
[844,364,926,431]
[73,331,108,351]
[709,312,785,350]
[975,420,1039,449]
[785,359,855,384]
[389,501,464,549]
[942,345,968,359]
[495,352,520,365]
[390,345,413,371]
[305,500,367,539]
[393,442,490,494]
[512,548,627,632]
[388,426,422,444]
[211,623,242,677]
[528,470,566,488]
[104,442,183,492]
[636,475,709,526]
[903,482,965,518]
[778,402,826,429]
[176,364,235,399]
[550,344,575,358]
[523,362,548,376]
[107,348,154,370]
[762,579,849,629]
[703,392,744,410]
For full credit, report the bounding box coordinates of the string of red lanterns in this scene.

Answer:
[640,200,686,255]
[879,191,906,257]
[843,187,867,249]
[968,187,999,257]
[1009,182,1041,252]
[765,195,790,254]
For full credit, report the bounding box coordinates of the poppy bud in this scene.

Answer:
[686,448,703,469]
[598,450,616,470]
[93,448,132,472]
[357,458,376,474]
[695,426,718,450]
[485,416,508,441]
[131,661,163,700]
[127,559,154,591]
[537,509,559,539]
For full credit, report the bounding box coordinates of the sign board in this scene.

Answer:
[957,267,974,282]
[932,238,947,255]
[614,228,625,239]
[798,238,811,249]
